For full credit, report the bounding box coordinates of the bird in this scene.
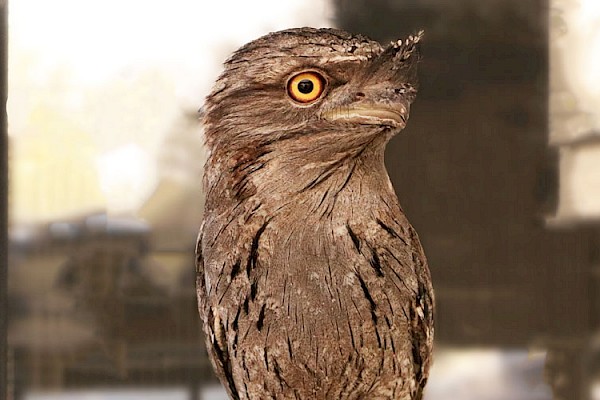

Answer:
[196,27,434,400]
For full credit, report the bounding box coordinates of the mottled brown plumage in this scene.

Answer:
[196,27,434,399]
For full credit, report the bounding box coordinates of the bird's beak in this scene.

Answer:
[321,103,408,128]
[321,31,422,129]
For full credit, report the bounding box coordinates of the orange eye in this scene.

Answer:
[287,71,325,103]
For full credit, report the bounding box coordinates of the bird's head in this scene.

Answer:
[204,27,421,150]
[202,28,422,202]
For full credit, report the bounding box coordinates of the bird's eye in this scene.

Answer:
[287,71,326,104]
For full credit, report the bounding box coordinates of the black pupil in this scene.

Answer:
[297,79,314,94]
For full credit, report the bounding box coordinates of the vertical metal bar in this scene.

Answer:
[0,0,9,398]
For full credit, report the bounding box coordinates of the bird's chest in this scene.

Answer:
[262,215,369,307]
[206,197,419,320]
[223,202,416,331]
[203,193,431,398]
[215,210,424,395]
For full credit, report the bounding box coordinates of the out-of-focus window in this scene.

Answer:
[550,0,600,224]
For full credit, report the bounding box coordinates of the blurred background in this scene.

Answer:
[1,0,600,399]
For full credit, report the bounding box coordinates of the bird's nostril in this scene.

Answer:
[355,92,366,99]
